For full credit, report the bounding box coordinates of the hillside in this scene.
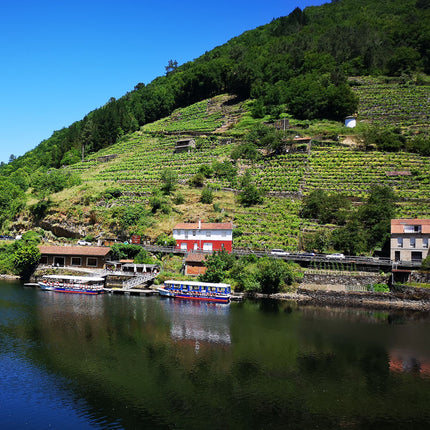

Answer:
[1,0,430,259]
[12,78,428,254]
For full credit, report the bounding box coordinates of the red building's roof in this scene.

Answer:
[174,222,233,230]
[391,219,430,234]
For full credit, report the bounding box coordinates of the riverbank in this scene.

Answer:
[262,285,430,312]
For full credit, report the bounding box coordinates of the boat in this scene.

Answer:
[157,280,231,304]
[38,275,105,295]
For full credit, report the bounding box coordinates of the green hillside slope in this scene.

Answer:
[0,0,429,261]
[14,80,427,255]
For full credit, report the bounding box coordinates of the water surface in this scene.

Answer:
[1,281,430,429]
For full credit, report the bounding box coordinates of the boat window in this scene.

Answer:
[192,286,199,291]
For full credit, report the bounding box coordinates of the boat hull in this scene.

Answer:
[38,283,104,295]
[175,293,230,304]
[157,286,230,303]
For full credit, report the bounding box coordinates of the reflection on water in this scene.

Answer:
[159,298,231,347]
[2,284,430,429]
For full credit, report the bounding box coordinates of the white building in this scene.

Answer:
[391,219,430,262]
[173,221,233,253]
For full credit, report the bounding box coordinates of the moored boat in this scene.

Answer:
[157,280,231,303]
[38,275,105,295]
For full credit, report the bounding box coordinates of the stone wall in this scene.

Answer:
[301,272,388,290]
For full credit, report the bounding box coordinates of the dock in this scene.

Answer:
[103,288,157,296]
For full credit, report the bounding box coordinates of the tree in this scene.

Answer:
[199,249,235,283]
[331,215,368,256]
[160,168,177,195]
[358,185,397,252]
[237,170,263,206]
[301,189,351,225]
[165,59,178,75]
[13,245,40,280]
[200,186,214,204]
[256,258,296,294]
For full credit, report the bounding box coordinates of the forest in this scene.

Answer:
[1,0,429,178]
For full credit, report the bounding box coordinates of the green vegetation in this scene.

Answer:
[200,249,303,293]
[0,0,429,264]
[4,0,430,178]
[0,231,42,278]
[366,283,390,293]
[302,185,397,255]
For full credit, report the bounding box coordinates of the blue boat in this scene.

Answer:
[157,280,231,304]
[38,275,105,295]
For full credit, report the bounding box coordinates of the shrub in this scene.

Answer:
[366,283,390,293]
[200,186,214,204]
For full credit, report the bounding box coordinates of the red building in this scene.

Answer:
[173,221,233,253]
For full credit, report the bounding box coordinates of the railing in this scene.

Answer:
[122,273,156,289]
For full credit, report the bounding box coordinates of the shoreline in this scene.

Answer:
[6,272,430,312]
[255,287,430,312]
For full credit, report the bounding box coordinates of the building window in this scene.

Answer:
[193,230,196,236]
[404,225,422,233]
[397,238,403,248]
[203,242,213,251]
[87,257,98,267]
[71,257,82,266]
[412,252,422,261]
[222,231,226,237]
[423,238,428,248]
[181,243,187,250]
[206,231,211,237]
[410,238,416,248]
[40,256,48,265]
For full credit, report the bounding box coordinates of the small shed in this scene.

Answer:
[345,116,357,128]
[185,253,207,276]
[174,139,196,154]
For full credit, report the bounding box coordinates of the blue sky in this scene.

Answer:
[0,0,328,164]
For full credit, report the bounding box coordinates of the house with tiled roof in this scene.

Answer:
[184,253,207,276]
[173,221,233,253]
[38,245,112,269]
[391,219,430,263]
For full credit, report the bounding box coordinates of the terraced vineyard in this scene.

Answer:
[60,84,430,250]
[352,76,430,132]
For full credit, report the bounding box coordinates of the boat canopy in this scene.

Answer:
[42,275,105,283]
[165,280,230,288]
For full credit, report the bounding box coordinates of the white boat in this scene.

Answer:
[157,280,231,303]
[38,275,105,295]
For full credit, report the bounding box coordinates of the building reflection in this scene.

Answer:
[158,298,231,351]
[389,349,430,377]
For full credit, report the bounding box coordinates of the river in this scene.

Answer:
[1,281,430,429]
